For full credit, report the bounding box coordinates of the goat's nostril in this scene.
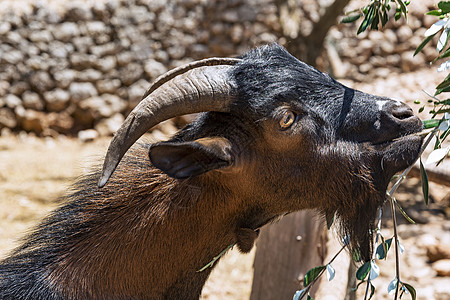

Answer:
[392,107,414,121]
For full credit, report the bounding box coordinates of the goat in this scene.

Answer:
[0,44,423,299]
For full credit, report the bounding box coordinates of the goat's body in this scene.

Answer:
[0,44,423,299]
[0,146,239,299]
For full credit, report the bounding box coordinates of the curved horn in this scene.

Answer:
[98,58,241,187]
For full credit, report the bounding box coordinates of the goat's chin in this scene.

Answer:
[378,135,423,176]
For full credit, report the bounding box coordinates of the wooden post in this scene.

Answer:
[250,210,326,300]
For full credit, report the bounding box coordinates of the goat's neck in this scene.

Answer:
[47,174,246,299]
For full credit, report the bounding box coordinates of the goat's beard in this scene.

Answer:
[335,192,385,263]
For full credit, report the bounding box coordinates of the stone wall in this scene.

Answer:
[0,0,438,137]
[0,0,280,137]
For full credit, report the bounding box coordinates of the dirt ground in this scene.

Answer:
[0,67,449,299]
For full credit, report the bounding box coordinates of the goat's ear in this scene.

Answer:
[149,137,233,179]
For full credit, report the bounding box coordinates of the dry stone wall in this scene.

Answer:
[0,0,439,137]
[0,0,280,137]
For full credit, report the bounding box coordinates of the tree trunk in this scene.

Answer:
[250,210,326,300]
[275,0,351,65]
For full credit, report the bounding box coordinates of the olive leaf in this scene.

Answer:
[419,158,429,206]
[326,264,335,281]
[303,265,325,287]
[388,278,398,295]
[376,237,393,260]
[401,282,417,300]
[356,261,371,281]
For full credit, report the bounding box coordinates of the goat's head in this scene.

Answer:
[99,44,423,261]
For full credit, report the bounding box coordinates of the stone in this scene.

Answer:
[0,22,11,35]
[10,82,29,96]
[116,52,134,67]
[78,129,99,142]
[47,112,74,134]
[54,69,77,89]
[128,79,149,105]
[78,94,127,120]
[95,113,125,136]
[92,2,111,21]
[1,50,23,65]
[85,21,108,36]
[29,30,53,43]
[66,5,93,21]
[432,259,450,277]
[52,22,80,42]
[22,91,45,111]
[144,59,168,80]
[30,71,55,94]
[94,56,117,72]
[43,89,70,112]
[76,69,102,82]
[70,53,96,70]
[0,81,10,97]
[4,94,21,109]
[26,56,50,71]
[0,108,17,128]
[397,25,414,43]
[96,79,121,94]
[21,110,46,134]
[426,243,450,263]
[90,43,118,57]
[120,63,144,86]
[69,82,98,102]
[72,36,94,53]
[49,41,70,59]
[401,51,425,72]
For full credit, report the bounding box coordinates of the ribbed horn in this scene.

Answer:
[98,58,241,187]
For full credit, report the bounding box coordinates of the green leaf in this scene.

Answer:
[398,0,408,17]
[388,278,398,295]
[326,264,336,281]
[423,119,440,128]
[370,11,380,30]
[303,266,326,287]
[358,5,375,34]
[376,238,393,260]
[402,282,417,300]
[427,9,443,16]
[341,14,361,23]
[436,73,450,90]
[352,280,367,292]
[414,35,434,56]
[293,289,306,300]
[420,158,429,205]
[381,10,389,26]
[438,1,450,14]
[435,46,450,60]
[307,295,314,300]
[437,29,450,52]
[356,261,371,281]
[394,198,417,223]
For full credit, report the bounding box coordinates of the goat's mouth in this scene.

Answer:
[375,131,424,176]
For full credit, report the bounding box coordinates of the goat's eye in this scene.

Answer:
[279,111,296,129]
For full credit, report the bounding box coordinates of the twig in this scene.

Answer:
[389,196,401,298]
[364,207,383,300]
[383,128,438,299]
[299,243,347,300]
[197,242,236,272]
